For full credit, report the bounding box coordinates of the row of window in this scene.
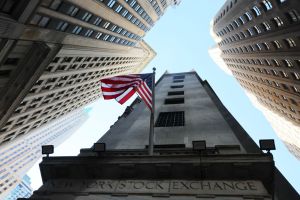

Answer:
[147,0,162,16]
[124,0,154,26]
[48,0,141,41]
[214,0,287,26]
[238,78,299,121]
[160,0,167,9]
[30,14,136,47]
[219,9,299,48]
[224,56,300,70]
[155,76,186,127]
[1,92,100,144]
[222,38,297,54]
[233,70,300,94]
[99,0,150,32]
[1,53,143,139]
[55,56,140,64]
[227,63,300,81]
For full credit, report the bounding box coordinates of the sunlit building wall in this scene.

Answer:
[0,109,89,198]
[210,0,300,160]
[0,0,179,146]
[5,175,32,200]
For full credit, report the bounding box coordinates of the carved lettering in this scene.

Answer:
[117,181,126,190]
[145,181,155,189]
[200,181,211,190]
[133,181,144,189]
[190,182,200,189]
[247,181,257,191]
[47,179,267,196]
[86,181,98,188]
[223,182,235,190]
[180,181,190,190]
[156,181,165,190]
[213,182,224,190]
[172,181,180,190]
[235,182,247,190]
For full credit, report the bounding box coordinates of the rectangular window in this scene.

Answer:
[173,75,185,79]
[171,85,183,89]
[168,91,184,96]
[155,111,185,127]
[165,98,184,104]
[173,79,184,83]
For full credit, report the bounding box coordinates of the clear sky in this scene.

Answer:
[28,0,300,194]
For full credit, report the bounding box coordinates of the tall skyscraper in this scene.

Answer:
[0,108,89,199]
[27,72,299,199]
[6,175,32,200]
[0,0,180,146]
[210,0,300,159]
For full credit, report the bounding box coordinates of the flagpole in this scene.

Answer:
[148,67,156,155]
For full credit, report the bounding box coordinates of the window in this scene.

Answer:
[252,6,261,16]
[173,79,184,83]
[4,58,19,65]
[292,72,300,80]
[155,111,185,127]
[168,91,184,96]
[285,38,296,48]
[287,10,300,22]
[171,85,183,89]
[245,12,252,21]
[173,75,185,79]
[256,43,262,51]
[107,0,116,8]
[56,21,68,31]
[263,42,270,50]
[66,5,79,16]
[115,5,123,13]
[165,98,184,104]
[262,0,272,11]
[72,26,82,34]
[239,16,245,24]
[273,40,282,49]
[38,16,50,27]
[253,25,261,34]
[284,59,293,67]
[262,22,271,31]
[273,16,284,27]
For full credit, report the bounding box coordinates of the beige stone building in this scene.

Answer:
[210,0,300,160]
[0,0,179,146]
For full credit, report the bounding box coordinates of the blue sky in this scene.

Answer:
[28,0,300,194]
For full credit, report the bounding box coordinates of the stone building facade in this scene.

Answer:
[26,72,299,200]
[0,108,88,198]
[0,0,180,145]
[210,0,300,159]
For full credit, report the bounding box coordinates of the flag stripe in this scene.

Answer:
[116,87,135,104]
[137,89,152,110]
[138,83,151,105]
[140,82,152,102]
[100,74,153,110]
[101,81,141,89]
[101,78,142,84]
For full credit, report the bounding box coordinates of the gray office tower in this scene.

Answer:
[26,72,299,200]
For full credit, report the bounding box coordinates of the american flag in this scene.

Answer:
[100,73,153,110]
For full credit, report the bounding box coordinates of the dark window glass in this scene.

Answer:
[173,79,184,83]
[165,98,184,104]
[155,111,185,127]
[173,75,185,79]
[171,85,183,89]
[168,91,184,96]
